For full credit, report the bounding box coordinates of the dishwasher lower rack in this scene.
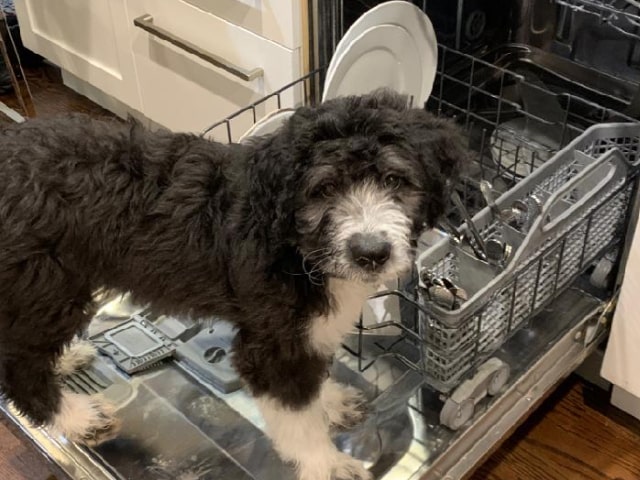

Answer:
[201,43,640,430]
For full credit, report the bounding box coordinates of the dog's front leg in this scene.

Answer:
[235,330,370,480]
[320,377,368,431]
[256,388,370,480]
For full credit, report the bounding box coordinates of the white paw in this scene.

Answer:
[295,451,371,480]
[322,381,369,430]
[332,453,372,480]
[55,340,97,376]
[50,392,120,446]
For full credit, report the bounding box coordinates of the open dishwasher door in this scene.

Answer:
[0,272,618,480]
[3,2,640,479]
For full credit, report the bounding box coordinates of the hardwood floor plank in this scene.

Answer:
[473,377,640,480]
[0,62,114,120]
[0,416,59,480]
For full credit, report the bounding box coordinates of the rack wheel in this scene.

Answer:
[590,256,614,289]
[440,398,475,430]
[487,363,510,396]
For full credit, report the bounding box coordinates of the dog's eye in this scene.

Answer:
[312,183,337,199]
[383,175,406,190]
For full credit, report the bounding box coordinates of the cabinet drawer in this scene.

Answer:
[127,0,302,136]
[180,0,302,49]
[14,0,140,108]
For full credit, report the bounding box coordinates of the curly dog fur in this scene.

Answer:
[0,90,466,479]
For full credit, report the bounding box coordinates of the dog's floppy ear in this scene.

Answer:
[243,112,315,249]
[402,109,469,227]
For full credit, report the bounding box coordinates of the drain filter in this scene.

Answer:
[90,315,176,374]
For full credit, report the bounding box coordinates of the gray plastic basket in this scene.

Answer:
[416,123,640,393]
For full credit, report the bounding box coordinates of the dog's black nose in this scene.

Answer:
[348,233,391,270]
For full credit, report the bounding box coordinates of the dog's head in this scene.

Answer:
[247,90,468,284]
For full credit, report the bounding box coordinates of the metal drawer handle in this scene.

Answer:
[133,14,264,82]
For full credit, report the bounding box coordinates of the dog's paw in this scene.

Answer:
[55,340,97,377]
[296,453,371,480]
[332,453,372,480]
[322,382,369,431]
[50,392,120,446]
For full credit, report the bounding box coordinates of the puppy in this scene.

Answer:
[0,90,466,480]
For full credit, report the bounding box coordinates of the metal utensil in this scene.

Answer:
[419,273,470,310]
[451,190,488,262]
[485,238,507,264]
[479,180,521,227]
[438,277,469,308]
[511,194,543,231]
[479,180,503,220]
[438,218,488,263]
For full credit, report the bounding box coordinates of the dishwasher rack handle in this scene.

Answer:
[510,148,629,267]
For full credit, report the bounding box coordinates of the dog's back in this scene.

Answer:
[0,115,134,265]
[0,113,245,334]
[0,114,241,291]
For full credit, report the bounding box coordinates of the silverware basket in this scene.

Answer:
[416,123,640,394]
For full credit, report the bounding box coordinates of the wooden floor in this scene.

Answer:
[0,416,59,480]
[2,65,640,480]
[0,62,114,123]
[474,376,640,480]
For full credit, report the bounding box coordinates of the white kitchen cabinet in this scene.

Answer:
[126,0,302,135]
[14,0,141,109]
[180,0,302,49]
[601,213,640,420]
[14,0,304,136]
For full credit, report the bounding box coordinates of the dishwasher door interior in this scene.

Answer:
[4,1,640,480]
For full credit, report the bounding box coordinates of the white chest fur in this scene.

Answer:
[308,279,374,356]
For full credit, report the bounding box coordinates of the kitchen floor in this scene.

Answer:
[1,65,640,480]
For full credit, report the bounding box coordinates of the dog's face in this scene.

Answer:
[296,145,426,284]
[249,90,468,285]
[293,91,467,284]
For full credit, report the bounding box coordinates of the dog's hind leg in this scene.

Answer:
[0,295,118,445]
[54,339,97,377]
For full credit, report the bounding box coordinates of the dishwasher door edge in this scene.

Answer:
[419,301,606,480]
[0,402,117,480]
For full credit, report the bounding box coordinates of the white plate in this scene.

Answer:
[238,108,295,143]
[322,1,437,106]
[326,1,436,82]
[323,24,422,103]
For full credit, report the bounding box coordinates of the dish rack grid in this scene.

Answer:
[201,70,318,141]
[428,44,636,215]
[554,0,640,41]
[200,42,639,409]
[203,44,635,217]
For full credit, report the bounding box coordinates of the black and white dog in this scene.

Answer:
[0,90,466,480]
